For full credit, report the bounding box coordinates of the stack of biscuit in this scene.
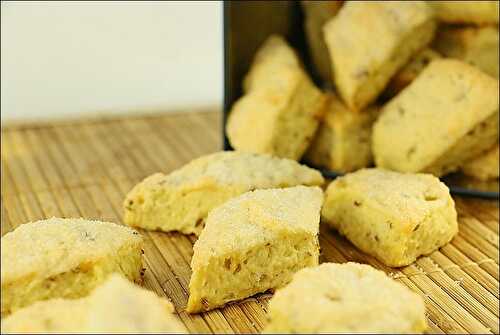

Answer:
[1,218,187,333]
[2,151,459,333]
[117,152,458,334]
[226,0,499,183]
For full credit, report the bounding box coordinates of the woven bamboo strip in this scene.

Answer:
[439,243,499,298]
[429,252,498,316]
[451,236,499,280]
[461,198,499,222]
[456,198,499,234]
[414,257,498,332]
[1,196,13,234]
[1,156,12,197]
[2,194,27,232]
[1,132,36,195]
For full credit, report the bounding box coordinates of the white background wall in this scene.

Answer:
[1,1,223,123]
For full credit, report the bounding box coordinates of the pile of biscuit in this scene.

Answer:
[227,0,499,181]
[1,1,497,334]
[3,151,458,333]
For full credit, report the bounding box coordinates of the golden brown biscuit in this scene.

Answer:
[123,151,324,235]
[385,48,442,97]
[305,93,379,173]
[462,144,499,181]
[227,35,327,160]
[1,218,143,316]
[433,25,499,78]
[323,1,436,110]
[187,186,322,313]
[373,59,499,176]
[428,1,499,25]
[322,169,458,267]
[264,263,427,333]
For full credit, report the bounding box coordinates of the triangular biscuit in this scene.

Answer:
[186,186,323,313]
[227,36,327,160]
[1,218,143,316]
[123,151,324,235]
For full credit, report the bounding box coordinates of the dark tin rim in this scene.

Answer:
[222,1,232,152]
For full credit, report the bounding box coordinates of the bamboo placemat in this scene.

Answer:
[1,111,498,334]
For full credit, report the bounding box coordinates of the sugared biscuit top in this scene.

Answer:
[1,218,142,284]
[265,262,427,333]
[373,59,499,173]
[243,35,302,93]
[327,168,452,225]
[192,186,323,267]
[149,151,324,191]
[323,1,435,110]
